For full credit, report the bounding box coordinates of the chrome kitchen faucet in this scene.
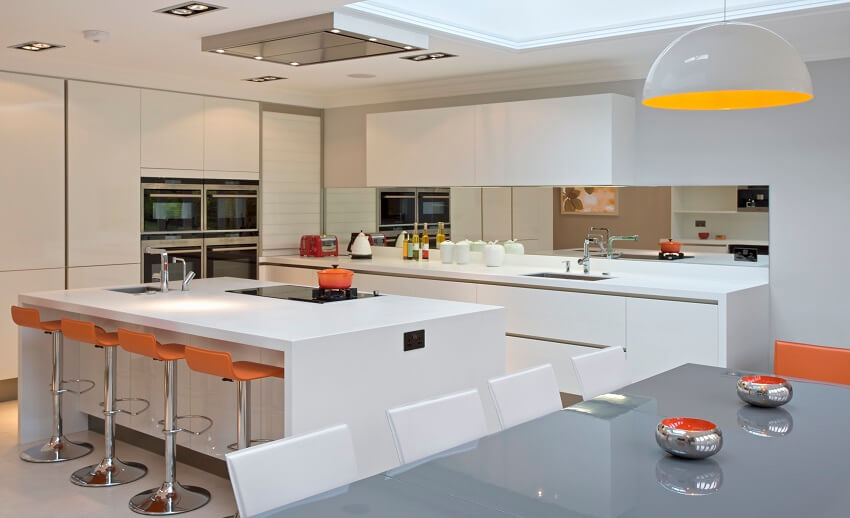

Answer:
[145,247,169,293]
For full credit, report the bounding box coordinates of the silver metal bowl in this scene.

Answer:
[655,456,723,495]
[737,406,794,437]
[736,375,793,407]
[655,418,723,459]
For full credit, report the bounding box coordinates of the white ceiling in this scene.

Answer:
[2,0,849,108]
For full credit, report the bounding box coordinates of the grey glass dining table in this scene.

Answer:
[268,364,850,517]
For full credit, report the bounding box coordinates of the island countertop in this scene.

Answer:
[18,277,502,350]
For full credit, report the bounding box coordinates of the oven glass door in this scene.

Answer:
[143,186,203,233]
[418,192,450,225]
[206,187,258,231]
[206,243,257,280]
[379,191,416,227]
[142,246,204,283]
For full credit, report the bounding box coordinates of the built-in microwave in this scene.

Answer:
[417,188,450,226]
[142,178,204,234]
[737,185,769,212]
[377,187,451,244]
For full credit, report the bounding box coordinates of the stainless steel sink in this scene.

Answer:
[523,273,613,281]
[107,286,160,295]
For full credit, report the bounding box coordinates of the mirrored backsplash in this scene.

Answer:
[321,185,768,267]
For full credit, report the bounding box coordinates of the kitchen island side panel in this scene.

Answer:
[288,307,505,478]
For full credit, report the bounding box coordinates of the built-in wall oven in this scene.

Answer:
[205,180,259,232]
[141,234,205,283]
[142,178,204,233]
[206,233,259,280]
[141,178,259,281]
[377,187,450,244]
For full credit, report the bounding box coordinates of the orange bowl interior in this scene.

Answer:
[742,375,787,385]
[661,417,717,432]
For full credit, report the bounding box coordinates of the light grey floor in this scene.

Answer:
[0,400,236,517]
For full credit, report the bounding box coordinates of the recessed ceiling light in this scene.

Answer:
[254,56,263,60]
[368,37,377,42]
[289,62,300,66]
[403,52,457,62]
[9,41,64,52]
[156,2,223,17]
[215,49,224,53]
[347,73,376,79]
[330,29,341,34]
[403,46,413,50]
[243,76,286,82]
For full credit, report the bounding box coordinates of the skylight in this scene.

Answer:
[346,0,849,49]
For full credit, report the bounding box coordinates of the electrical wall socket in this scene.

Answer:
[695,220,706,227]
[404,330,425,351]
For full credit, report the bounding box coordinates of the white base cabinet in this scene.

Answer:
[625,298,719,382]
[67,264,140,289]
[262,263,742,395]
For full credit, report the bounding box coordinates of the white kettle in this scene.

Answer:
[351,231,372,259]
[483,241,505,267]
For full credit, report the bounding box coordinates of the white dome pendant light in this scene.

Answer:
[643,1,812,110]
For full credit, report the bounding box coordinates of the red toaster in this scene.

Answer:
[300,235,339,257]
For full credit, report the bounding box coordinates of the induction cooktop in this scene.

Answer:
[227,285,379,304]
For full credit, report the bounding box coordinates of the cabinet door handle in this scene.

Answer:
[209,247,258,252]
[209,194,258,199]
[149,193,202,199]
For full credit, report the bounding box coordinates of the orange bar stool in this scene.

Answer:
[11,306,94,463]
[775,340,850,385]
[117,328,212,516]
[184,346,283,518]
[61,318,149,487]
[184,346,284,451]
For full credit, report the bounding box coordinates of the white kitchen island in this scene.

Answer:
[17,277,505,477]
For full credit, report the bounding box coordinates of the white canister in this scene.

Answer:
[483,241,506,267]
[454,240,471,265]
[439,240,454,264]
[470,240,487,252]
[504,239,525,255]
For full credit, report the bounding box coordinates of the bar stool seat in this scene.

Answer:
[62,318,149,487]
[118,328,211,516]
[184,346,284,518]
[11,306,93,463]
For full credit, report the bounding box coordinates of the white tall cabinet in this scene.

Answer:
[0,72,66,382]
[141,90,205,171]
[67,81,141,286]
[204,97,260,173]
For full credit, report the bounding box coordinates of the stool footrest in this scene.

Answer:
[158,415,214,436]
[227,438,272,451]
[99,397,151,416]
[60,378,96,395]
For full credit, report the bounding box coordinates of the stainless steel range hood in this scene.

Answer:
[201,11,428,66]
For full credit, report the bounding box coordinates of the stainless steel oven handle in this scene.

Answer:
[382,195,416,199]
[208,194,258,199]
[208,247,258,252]
[164,248,204,254]
[419,195,450,199]
[148,193,202,199]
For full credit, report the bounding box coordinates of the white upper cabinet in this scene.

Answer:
[475,94,635,186]
[0,72,65,271]
[68,81,141,267]
[367,106,475,187]
[365,94,635,187]
[204,97,260,173]
[141,90,204,170]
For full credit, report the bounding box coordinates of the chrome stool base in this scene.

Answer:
[71,457,148,487]
[20,436,93,463]
[129,481,211,515]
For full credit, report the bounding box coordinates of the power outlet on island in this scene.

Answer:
[404,330,425,352]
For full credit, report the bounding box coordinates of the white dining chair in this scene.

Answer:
[571,346,630,400]
[387,389,488,465]
[225,424,358,517]
[488,364,562,429]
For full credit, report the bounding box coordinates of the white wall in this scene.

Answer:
[323,57,850,350]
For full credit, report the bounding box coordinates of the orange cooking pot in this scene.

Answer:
[660,239,682,254]
[317,265,354,290]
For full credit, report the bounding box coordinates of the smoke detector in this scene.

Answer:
[83,30,110,43]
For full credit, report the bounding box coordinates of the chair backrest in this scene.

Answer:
[184,345,235,379]
[386,389,488,465]
[61,317,99,344]
[775,340,850,385]
[571,346,629,400]
[488,364,562,429]
[11,305,44,330]
[117,328,160,358]
[225,424,358,517]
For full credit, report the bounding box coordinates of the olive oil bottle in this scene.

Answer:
[436,222,446,246]
[410,222,420,260]
[421,223,430,260]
